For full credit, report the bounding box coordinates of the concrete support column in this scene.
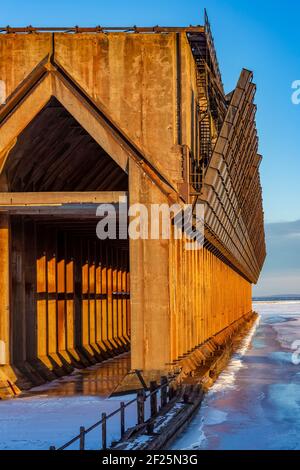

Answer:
[72,237,89,367]
[24,220,37,362]
[95,246,104,353]
[129,160,171,373]
[100,244,111,353]
[64,234,79,363]
[36,225,47,363]
[74,238,82,351]
[0,214,10,367]
[11,216,26,365]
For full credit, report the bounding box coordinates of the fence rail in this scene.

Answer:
[0,26,205,34]
[49,373,179,451]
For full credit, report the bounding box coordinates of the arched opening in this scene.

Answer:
[3,97,130,384]
[4,97,128,192]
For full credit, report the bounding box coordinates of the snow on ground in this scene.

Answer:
[0,352,152,450]
[172,302,300,450]
[0,353,136,450]
[0,394,138,450]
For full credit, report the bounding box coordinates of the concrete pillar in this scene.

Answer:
[24,220,37,362]
[57,238,66,354]
[74,238,82,350]
[129,160,171,373]
[95,249,105,353]
[46,228,61,368]
[36,225,47,362]
[100,243,113,353]
[0,215,10,367]
[65,234,79,363]
[34,224,57,380]
[11,217,26,365]
[80,239,96,362]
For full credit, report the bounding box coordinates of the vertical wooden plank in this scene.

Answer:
[107,244,114,347]
[81,240,89,348]
[126,268,130,340]
[89,241,96,348]
[47,227,57,355]
[36,225,47,360]
[178,237,183,358]
[112,247,118,344]
[66,257,74,351]
[66,234,75,353]
[121,249,127,342]
[95,242,102,349]
[169,232,175,362]
[57,233,66,353]
[117,247,123,344]
[74,237,82,350]
[24,220,37,362]
[101,243,109,349]
[11,216,26,365]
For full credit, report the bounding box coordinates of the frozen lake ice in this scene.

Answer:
[171,301,300,450]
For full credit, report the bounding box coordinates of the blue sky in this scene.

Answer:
[2,0,300,294]
[254,220,300,296]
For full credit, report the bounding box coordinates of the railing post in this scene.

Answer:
[120,402,125,438]
[150,381,158,418]
[168,384,175,401]
[160,376,168,409]
[137,389,145,425]
[79,426,85,450]
[102,413,107,450]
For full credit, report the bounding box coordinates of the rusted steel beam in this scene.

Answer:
[0,25,205,34]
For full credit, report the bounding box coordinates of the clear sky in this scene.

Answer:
[2,0,300,294]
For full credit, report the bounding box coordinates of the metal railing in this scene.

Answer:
[49,373,180,451]
[0,25,205,34]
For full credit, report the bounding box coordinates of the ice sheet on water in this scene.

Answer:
[205,409,228,426]
[208,316,260,395]
[269,352,294,364]
[267,383,300,422]
[172,302,300,450]
[254,301,300,350]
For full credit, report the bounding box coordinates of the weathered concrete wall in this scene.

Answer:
[0,34,52,98]
[54,33,182,186]
[0,33,198,188]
